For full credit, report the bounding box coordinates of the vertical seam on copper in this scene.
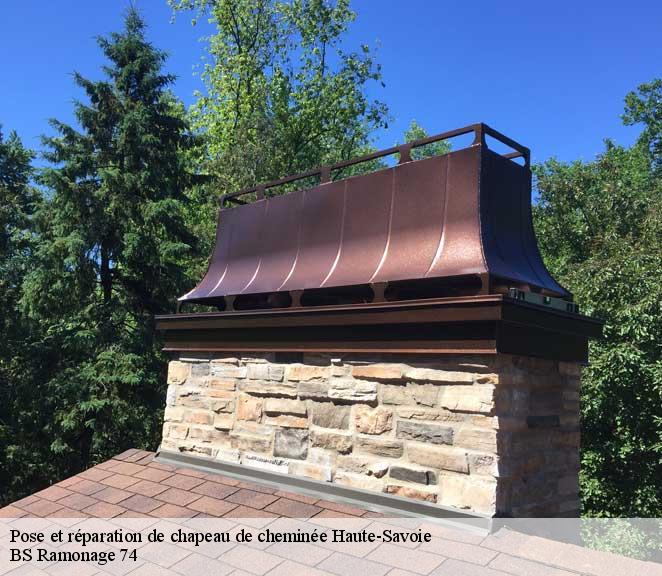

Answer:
[321,181,348,287]
[241,199,269,293]
[369,169,396,282]
[425,154,450,277]
[277,190,306,291]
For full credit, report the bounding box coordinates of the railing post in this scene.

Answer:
[472,123,486,147]
[398,143,413,164]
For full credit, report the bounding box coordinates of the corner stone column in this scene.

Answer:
[160,352,582,517]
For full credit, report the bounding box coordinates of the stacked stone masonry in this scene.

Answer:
[161,353,582,517]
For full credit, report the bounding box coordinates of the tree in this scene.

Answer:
[403,119,450,160]
[0,128,52,504]
[169,0,388,193]
[19,8,198,480]
[533,79,662,516]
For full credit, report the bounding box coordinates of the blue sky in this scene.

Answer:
[1,0,660,166]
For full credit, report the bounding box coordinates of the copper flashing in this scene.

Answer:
[179,124,570,312]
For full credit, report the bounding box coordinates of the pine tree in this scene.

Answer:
[22,8,197,476]
[0,128,51,504]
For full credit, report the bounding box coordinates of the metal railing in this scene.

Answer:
[220,123,530,208]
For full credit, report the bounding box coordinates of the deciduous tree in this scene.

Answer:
[533,80,662,516]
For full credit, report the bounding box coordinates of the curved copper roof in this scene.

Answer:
[181,124,569,310]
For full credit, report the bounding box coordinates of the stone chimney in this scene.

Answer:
[156,124,601,518]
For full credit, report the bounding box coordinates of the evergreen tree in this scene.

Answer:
[21,8,197,477]
[534,80,662,516]
[0,128,51,504]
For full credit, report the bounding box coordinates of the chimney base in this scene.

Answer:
[161,352,582,518]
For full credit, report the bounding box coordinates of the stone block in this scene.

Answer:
[389,466,437,485]
[337,455,389,477]
[397,407,466,423]
[289,461,332,482]
[176,389,209,409]
[189,426,214,442]
[247,363,284,381]
[409,383,439,407]
[184,411,213,426]
[310,430,353,454]
[211,364,247,379]
[211,397,235,413]
[381,384,411,405]
[355,437,404,458]
[351,364,405,381]
[383,382,437,407]
[385,484,437,502]
[264,398,307,416]
[274,429,308,460]
[286,365,329,381]
[335,471,384,491]
[166,386,176,406]
[557,475,579,496]
[230,421,273,453]
[243,453,288,473]
[467,452,497,476]
[438,476,497,515]
[440,385,495,414]
[404,367,475,384]
[167,361,191,385]
[180,444,214,457]
[455,427,498,452]
[526,415,561,428]
[215,448,240,463]
[207,378,236,391]
[310,401,350,429]
[240,354,275,363]
[166,423,189,440]
[495,387,530,415]
[308,448,336,467]
[213,414,233,430]
[240,379,298,397]
[328,379,377,402]
[559,361,582,377]
[236,394,263,421]
[298,381,331,400]
[190,362,210,378]
[396,421,454,445]
[354,405,393,434]
[264,415,309,428]
[210,356,240,365]
[407,444,469,474]
[164,406,185,422]
[230,433,271,454]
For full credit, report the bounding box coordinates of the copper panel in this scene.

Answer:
[208,200,266,297]
[370,155,448,283]
[179,123,571,310]
[425,147,485,278]
[326,169,392,286]
[280,181,346,291]
[249,192,303,294]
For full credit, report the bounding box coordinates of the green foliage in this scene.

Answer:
[170,0,389,277]
[404,120,451,160]
[170,0,388,188]
[0,9,199,503]
[623,79,662,170]
[533,79,662,516]
[0,129,53,502]
[581,519,662,560]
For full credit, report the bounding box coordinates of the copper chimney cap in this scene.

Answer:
[180,123,569,312]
